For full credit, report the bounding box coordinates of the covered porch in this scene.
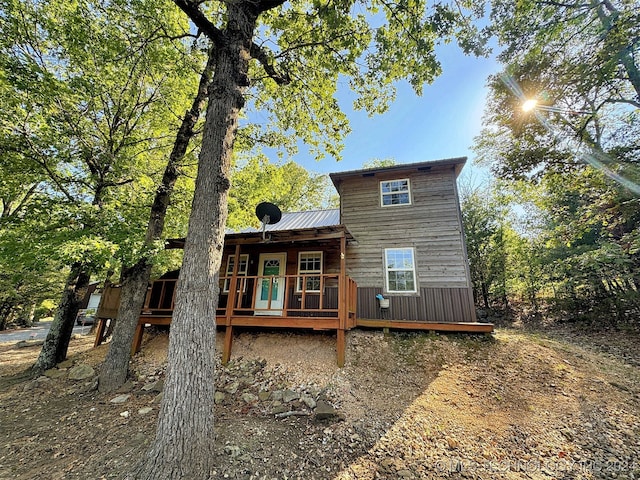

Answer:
[96,223,358,366]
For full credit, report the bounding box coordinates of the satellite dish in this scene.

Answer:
[255,202,282,240]
[255,202,282,225]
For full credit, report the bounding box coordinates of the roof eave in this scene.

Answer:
[329,156,467,188]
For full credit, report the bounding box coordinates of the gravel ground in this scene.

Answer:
[0,325,639,479]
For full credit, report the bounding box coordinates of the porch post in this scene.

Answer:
[337,232,347,367]
[222,242,241,365]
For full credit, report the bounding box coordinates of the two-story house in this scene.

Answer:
[95,158,492,366]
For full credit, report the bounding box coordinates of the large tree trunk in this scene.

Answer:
[98,51,215,393]
[32,263,90,372]
[131,4,256,478]
[0,301,13,331]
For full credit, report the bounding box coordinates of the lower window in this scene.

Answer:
[384,248,417,293]
[297,251,322,292]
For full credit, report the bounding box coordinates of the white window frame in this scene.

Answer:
[380,178,411,207]
[384,247,417,293]
[223,254,249,293]
[297,251,323,293]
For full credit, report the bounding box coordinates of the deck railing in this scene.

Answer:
[140,274,357,320]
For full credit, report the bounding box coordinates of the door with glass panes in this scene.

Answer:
[254,253,286,314]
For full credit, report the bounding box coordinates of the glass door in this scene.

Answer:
[254,253,286,315]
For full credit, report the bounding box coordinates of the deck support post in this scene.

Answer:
[336,233,347,367]
[94,318,107,347]
[131,322,144,355]
[222,326,233,365]
[336,328,345,368]
[221,244,242,365]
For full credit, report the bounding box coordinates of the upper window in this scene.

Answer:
[380,179,411,206]
[223,254,249,292]
[297,252,323,292]
[384,248,417,293]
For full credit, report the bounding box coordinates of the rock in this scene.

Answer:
[242,393,258,404]
[283,389,299,403]
[225,381,240,394]
[116,380,135,393]
[271,405,288,415]
[141,379,163,393]
[301,394,317,409]
[16,339,44,348]
[120,411,130,418]
[138,407,153,415]
[239,376,254,387]
[83,378,99,392]
[68,364,95,381]
[44,368,66,379]
[224,445,242,458]
[214,391,226,404]
[258,391,271,401]
[22,381,37,392]
[57,359,74,369]
[110,394,131,404]
[314,400,339,420]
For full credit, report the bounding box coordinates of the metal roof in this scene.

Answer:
[239,208,340,233]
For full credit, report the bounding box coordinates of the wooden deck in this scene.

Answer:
[356,318,494,333]
[95,275,493,367]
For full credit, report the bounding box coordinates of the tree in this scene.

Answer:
[98,47,215,393]
[460,182,509,309]
[227,156,334,230]
[131,0,489,476]
[363,158,398,169]
[475,0,640,322]
[0,0,198,370]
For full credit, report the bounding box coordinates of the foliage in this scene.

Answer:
[362,158,397,169]
[472,0,640,325]
[227,156,335,230]
[0,0,199,327]
[459,180,512,309]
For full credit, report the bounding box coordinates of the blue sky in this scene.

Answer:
[293,44,501,180]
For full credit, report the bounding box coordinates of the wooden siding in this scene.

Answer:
[219,244,342,279]
[357,286,476,323]
[338,167,471,290]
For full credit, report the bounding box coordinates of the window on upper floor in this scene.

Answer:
[380,179,411,206]
[297,251,323,292]
[223,254,249,292]
[384,248,417,293]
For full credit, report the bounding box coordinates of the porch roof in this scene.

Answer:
[165,208,352,249]
[239,209,340,232]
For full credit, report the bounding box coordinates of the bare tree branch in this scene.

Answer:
[172,0,225,46]
[250,42,290,85]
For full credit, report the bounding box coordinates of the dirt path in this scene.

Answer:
[0,327,638,479]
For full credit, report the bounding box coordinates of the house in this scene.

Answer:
[95,157,492,366]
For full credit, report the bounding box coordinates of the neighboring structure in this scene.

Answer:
[95,158,491,366]
[76,282,102,325]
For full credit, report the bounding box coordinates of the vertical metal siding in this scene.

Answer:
[356,287,476,322]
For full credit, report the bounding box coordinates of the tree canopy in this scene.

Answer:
[470,0,640,322]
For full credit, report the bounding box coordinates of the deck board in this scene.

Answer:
[356,318,494,333]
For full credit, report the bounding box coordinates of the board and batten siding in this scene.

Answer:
[337,165,476,322]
